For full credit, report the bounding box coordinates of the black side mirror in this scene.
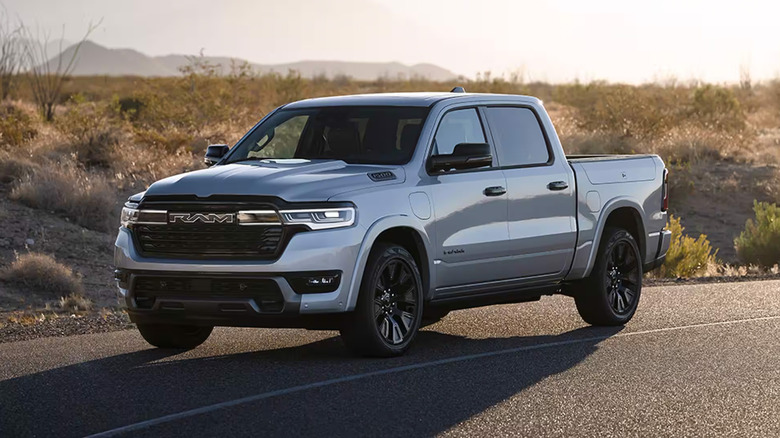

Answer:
[204,144,229,166]
[428,143,492,173]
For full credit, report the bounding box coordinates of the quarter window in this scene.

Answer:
[485,107,550,167]
[433,108,486,155]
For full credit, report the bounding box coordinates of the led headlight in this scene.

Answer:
[279,207,355,230]
[120,202,167,228]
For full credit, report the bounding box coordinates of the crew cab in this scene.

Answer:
[114,90,671,356]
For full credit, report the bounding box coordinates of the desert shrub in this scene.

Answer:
[117,96,144,121]
[0,152,40,183]
[690,85,746,132]
[130,58,258,149]
[0,103,38,147]
[11,163,116,232]
[2,252,83,297]
[59,293,92,312]
[735,201,780,266]
[555,83,684,140]
[55,96,124,167]
[655,215,718,278]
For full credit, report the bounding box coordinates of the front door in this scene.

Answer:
[427,108,511,288]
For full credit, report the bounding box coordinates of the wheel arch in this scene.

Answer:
[346,216,434,311]
[580,198,647,278]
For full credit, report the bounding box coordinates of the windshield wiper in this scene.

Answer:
[224,157,268,165]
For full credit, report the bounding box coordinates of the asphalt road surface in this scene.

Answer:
[1,280,779,437]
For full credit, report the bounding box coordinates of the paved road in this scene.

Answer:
[1,280,779,437]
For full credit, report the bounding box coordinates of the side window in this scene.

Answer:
[485,107,550,167]
[433,108,486,155]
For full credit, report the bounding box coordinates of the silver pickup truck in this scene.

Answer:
[114,90,671,356]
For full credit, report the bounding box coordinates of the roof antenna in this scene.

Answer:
[450,86,466,93]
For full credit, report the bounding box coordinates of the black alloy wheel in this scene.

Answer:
[374,259,419,345]
[574,227,643,326]
[340,243,424,357]
[605,240,641,315]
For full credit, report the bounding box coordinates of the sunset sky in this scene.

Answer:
[7,0,780,83]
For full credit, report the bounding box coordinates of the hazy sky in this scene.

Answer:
[6,0,780,83]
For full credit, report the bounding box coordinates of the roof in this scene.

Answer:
[282,92,541,109]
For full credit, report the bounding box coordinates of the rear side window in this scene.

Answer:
[433,108,486,155]
[485,107,550,167]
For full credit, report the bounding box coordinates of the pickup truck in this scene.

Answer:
[114,90,671,357]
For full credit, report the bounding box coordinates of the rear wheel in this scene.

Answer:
[340,243,423,357]
[137,324,213,349]
[574,227,642,326]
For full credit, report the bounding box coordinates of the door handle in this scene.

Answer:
[547,181,569,191]
[483,186,506,197]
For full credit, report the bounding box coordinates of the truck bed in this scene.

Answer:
[566,154,659,162]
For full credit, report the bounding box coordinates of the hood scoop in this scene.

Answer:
[367,171,397,182]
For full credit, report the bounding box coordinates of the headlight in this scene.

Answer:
[120,202,140,228]
[120,202,167,228]
[280,207,355,230]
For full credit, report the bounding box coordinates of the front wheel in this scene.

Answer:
[574,227,642,326]
[137,324,213,349]
[340,243,424,357]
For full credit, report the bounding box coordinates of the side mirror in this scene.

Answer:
[428,143,492,173]
[204,144,229,166]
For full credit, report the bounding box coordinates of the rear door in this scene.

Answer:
[484,106,577,280]
[427,107,511,288]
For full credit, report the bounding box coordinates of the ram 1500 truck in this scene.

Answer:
[114,90,671,357]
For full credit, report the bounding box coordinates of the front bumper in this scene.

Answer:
[114,224,366,326]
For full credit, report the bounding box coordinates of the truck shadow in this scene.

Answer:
[0,325,622,437]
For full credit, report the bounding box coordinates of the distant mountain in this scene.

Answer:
[42,41,459,81]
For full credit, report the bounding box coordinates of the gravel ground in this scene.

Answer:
[0,312,132,344]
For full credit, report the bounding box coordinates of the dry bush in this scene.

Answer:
[59,293,92,312]
[55,96,124,167]
[0,102,37,147]
[0,152,40,183]
[2,252,83,297]
[11,163,116,231]
[555,83,684,140]
[655,215,718,278]
[689,85,746,132]
[735,201,780,267]
[112,142,202,189]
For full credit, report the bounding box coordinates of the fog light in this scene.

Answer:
[286,271,341,294]
[114,269,129,289]
[308,276,336,286]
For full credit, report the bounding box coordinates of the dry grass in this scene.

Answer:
[59,293,93,312]
[2,252,83,297]
[10,163,116,232]
[0,152,40,183]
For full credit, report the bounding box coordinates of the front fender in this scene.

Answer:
[345,214,434,311]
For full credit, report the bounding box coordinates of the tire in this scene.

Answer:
[137,324,213,349]
[340,243,424,357]
[574,227,643,326]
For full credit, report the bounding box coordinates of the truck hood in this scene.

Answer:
[143,159,405,202]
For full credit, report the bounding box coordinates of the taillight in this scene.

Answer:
[662,169,669,212]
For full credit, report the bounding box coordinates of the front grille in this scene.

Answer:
[134,224,283,259]
[133,276,285,312]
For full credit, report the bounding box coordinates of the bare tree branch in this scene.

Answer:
[21,18,101,121]
[0,6,22,100]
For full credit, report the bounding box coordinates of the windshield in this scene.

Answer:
[224,106,429,165]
